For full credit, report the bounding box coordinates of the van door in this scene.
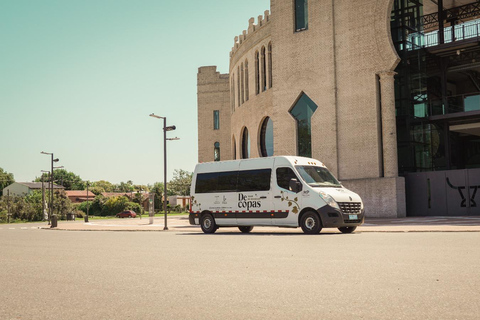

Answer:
[235,164,274,226]
[272,166,303,226]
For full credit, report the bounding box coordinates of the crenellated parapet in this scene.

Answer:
[230,10,271,58]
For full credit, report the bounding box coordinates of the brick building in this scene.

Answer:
[198,0,480,217]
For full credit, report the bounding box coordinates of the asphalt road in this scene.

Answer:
[1,226,479,319]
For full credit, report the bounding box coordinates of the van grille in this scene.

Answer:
[338,202,361,214]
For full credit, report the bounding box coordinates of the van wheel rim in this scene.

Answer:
[204,219,211,229]
[305,217,315,229]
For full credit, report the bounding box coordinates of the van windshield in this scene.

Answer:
[295,166,341,188]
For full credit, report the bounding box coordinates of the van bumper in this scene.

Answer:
[316,205,365,228]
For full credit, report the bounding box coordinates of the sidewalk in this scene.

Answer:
[43,215,480,233]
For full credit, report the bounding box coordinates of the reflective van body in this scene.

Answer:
[189,156,364,234]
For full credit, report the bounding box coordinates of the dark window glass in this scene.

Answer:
[261,46,267,92]
[245,60,249,101]
[216,171,238,192]
[233,137,236,160]
[255,51,260,95]
[237,169,271,191]
[237,67,241,107]
[276,167,299,190]
[195,169,271,193]
[295,0,308,31]
[268,43,272,88]
[295,166,341,188]
[289,93,318,157]
[213,110,219,130]
[214,142,220,161]
[260,117,274,157]
[241,63,245,104]
[195,172,219,193]
[242,127,250,159]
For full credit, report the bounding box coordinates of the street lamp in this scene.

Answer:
[149,113,179,230]
[41,170,50,222]
[41,152,59,224]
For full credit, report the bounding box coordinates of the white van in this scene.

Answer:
[189,156,364,234]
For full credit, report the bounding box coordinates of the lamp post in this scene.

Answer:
[41,152,59,224]
[149,113,179,230]
[41,170,50,222]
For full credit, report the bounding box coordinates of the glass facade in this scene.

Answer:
[295,0,308,31]
[289,93,317,158]
[391,0,480,173]
[260,117,274,157]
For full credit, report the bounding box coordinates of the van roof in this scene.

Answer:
[194,156,326,173]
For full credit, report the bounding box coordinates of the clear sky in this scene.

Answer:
[0,0,270,185]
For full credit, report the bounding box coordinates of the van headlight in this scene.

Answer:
[319,191,340,211]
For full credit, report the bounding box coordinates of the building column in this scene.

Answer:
[379,71,398,178]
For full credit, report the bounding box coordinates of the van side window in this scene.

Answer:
[276,167,299,190]
[237,169,271,192]
[195,169,271,193]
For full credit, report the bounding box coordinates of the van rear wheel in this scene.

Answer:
[338,226,357,234]
[238,226,253,233]
[200,213,217,234]
[300,211,322,234]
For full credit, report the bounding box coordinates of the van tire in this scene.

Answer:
[338,226,357,234]
[300,211,322,234]
[200,213,217,234]
[238,226,253,233]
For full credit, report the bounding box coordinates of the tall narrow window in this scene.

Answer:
[261,46,267,92]
[214,142,220,161]
[295,0,308,31]
[245,59,249,101]
[213,110,219,130]
[231,78,235,112]
[233,137,236,160]
[241,127,250,159]
[241,63,245,104]
[268,43,272,89]
[289,93,318,157]
[260,117,274,157]
[255,51,260,95]
[237,67,241,107]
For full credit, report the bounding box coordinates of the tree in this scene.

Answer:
[93,180,115,192]
[35,169,84,190]
[0,168,15,196]
[90,186,105,195]
[150,182,164,210]
[169,169,192,196]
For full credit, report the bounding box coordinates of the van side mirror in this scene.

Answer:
[289,178,302,193]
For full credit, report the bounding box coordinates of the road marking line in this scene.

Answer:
[9,228,15,230]
[21,227,28,230]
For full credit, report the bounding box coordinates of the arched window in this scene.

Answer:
[268,43,272,89]
[260,117,274,157]
[289,93,318,157]
[233,136,236,160]
[231,77,235,112]
[237,67,241,107]
[255,51,260,95]
[214,142,220,161]
[241,127,250,159]
[241,63,244,105]
[261,46,267,92]
[245,59,249,101]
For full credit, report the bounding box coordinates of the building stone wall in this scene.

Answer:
[197,66,231,162]
[197,0,406,217]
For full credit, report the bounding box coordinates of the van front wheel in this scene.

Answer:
[300,212,322,234]
[338,226,357,234]
[200,213,217,234]
[238,226,253,233]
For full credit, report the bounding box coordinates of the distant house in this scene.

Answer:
[2,182,64,197]
[168,195,191,209]
[65,190,96,203]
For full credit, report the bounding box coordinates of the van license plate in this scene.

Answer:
[349,215,358,220]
